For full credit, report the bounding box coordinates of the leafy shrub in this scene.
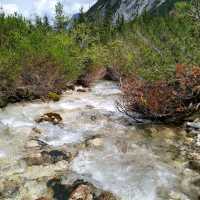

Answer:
[48,92,60,102]
[1,1,200,114]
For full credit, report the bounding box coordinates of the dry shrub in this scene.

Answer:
[0,55,68,106]
[117,65,200,122]
[76,66,121,87]
[77,67,121,87]
[77,67,107,87]
[20,55,67,98]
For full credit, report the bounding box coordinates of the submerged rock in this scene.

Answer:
[69,184,93,200]
[85,136,104,147]
[47,178,117,200]
[25,150,71,166]
[192,178,200,188]
[47,178,72,200]
[96,192,117,200]
[188,160,200,173]
[66,84,75,91]
[25,140,43,149]
[41,150,72,164]
[35,197,50,200]
[36,113,62,125]
[187,122,200,130]
[0,179,20,199]
[0,96,8,108]
[77,88,88,93]
[186,120,200,131]
[24,152,44,166]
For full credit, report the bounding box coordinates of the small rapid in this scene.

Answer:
[0,81,199,200]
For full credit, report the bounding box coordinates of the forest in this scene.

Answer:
[0,1,200,121]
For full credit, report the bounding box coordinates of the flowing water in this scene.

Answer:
[0,81,199,200]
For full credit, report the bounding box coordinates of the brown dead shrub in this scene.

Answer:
[77,66,107,87]
[0,54,68,106]
[117,65,200,122]
[77,66,121,87]
[20,55,67,97]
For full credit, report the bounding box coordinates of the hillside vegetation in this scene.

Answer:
[0,1,200,121]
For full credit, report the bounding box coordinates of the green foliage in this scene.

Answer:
[54,2,68,32]
[0,49,21,86]
[48,92,60,102]
[106,1,200,81]
[0,0,199,106]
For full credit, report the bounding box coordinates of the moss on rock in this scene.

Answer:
[48,92,60,102]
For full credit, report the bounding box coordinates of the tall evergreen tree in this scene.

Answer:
[0,6,5,18]
[35,15,43,27]
[54,2,68,31]
[116,14,125,32]
[43,15,49,27]
[78,7,85,24]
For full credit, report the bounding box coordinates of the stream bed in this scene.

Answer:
[0,81,199,200]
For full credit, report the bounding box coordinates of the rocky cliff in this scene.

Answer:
[87,0,178,22]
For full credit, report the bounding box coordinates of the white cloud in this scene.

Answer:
[32,0,57,15]
[1,0,97,18]
[2,3,19,15]
[32,0,96,16]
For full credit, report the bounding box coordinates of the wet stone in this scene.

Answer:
[47,178,118,200]
[24,152,44,166]
[66,84,75,91]
[77,88,88,93]
[69,184,93,200]
[85,136,104,147]
[169,191,191,200]
[32,127,43,135]
[192,178,200,187]
[0,179,20,198]
[47,178,72,200]
[186,122,200,130]
[25,140,42,149]
[96,192,117,200]
[36,112,62,125]
[25,148,71,166]
[188,160,200,173]
[35,198,50,200]
[41,150,72,164]
[91,115,97,121]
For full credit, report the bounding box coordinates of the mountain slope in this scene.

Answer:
[87,0,179,22]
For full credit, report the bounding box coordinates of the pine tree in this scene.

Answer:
[54,2,68,31]
[35,15,43,27]
[116,14,125,32]
[43,15,49,27]
[78,7,85,24]
[0,6,5,18]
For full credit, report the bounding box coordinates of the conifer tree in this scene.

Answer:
[54,2,68,31]
[35,15,43,27]
[43,15,50,27]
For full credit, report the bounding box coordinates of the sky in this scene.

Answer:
[0,0,97,19]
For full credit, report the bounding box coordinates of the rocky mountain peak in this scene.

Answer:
[87,0,170,22]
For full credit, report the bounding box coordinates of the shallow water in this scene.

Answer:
[0,81,199,200]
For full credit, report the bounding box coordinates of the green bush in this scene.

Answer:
[0,1,199,105]
[48,92,61,102]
